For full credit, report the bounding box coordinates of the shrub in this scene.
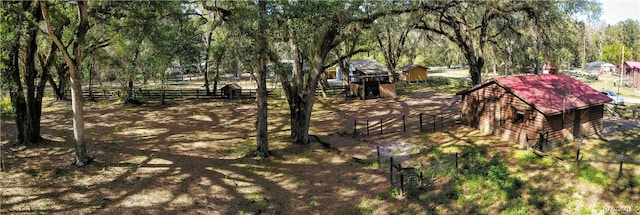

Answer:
[0,96,13,116]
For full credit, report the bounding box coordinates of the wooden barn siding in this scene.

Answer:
[461,83,544,145]
[543,105,604,142]
[407,68,427,82]
[379,83,396,98]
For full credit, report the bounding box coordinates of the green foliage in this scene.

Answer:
[601,43,632,64]
[375,193,386,200]
[0,95,13,116]
[501,198,529,215]
[579,206,591,215]
[389,187,402,199]
[452,151,524,212]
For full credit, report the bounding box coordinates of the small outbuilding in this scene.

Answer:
[584,61,615,72]
[622,61,640,88]
[347,60,397,100]
[397,64,428,82]
[456,74,611,147]
[221,83,242,98]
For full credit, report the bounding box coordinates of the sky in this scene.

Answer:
[599,0,640,24]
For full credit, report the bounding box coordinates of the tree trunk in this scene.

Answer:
[161,79,166,105]
[6,33,28,145]
[318,72,329,98]
[289,93,313,144]
[254,0,269,157]
[468,56,484,85]
[48,68,68,101]
[23,21,41,143]
[213,66,219,96]
[28,38,55,145]
[204,31,212,95]
[126,77,134,102]
[41,0,90,166]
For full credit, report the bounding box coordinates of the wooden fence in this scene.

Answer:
[81,86,348,101]
[81,88,264,101]
[351,112,461,137]
[315,85,348,96]
[606,103,639,120]
[373,145,459,196]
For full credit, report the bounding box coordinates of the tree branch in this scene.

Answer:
[202,1,232,21]
[323,48,369,70]
[40,1,76,72]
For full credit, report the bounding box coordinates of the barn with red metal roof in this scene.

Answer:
[456,74,612,148]
[622,61,640,88]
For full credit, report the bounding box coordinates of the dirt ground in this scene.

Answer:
[1,84,638,214]
[0,86,462,214]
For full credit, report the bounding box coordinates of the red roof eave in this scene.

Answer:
[458,74,612,116]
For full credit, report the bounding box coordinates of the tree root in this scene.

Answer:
[72,156,94,167]
[309,134,340,154]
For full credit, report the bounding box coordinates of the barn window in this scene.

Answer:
[513,108,525,123]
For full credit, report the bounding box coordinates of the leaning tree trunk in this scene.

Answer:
[49,63,69,100]
[42,0,89,166]
[318,72,329,98]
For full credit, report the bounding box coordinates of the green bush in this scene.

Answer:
[0,96,13,116]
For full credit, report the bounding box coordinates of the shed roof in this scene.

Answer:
[350,60,386,75]
[585,61,604,66]
[222,83,242,90]
[457,74,612,116]
[398,64,428,71]
[624,61,640,70]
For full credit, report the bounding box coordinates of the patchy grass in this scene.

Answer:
[578,164,611,187]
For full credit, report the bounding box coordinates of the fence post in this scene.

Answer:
[403,115,406,133]
[618,156,624,179]
[353,120,357,138]
[432,115,436,132]
[390,157,394,184]
[400,173,404,196]
[377,145,380,165]
[539,133,544,152]
[366,119,369,136]
[196,90,199,99]
[419,113,423,132]
[380,118,383,135]
[455,152,458,172]
[441,112,444,128]
[576,138,581,167]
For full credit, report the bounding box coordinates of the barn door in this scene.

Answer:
[578,109,590,136]
[573,109,581,137]
[563,111,575,140]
